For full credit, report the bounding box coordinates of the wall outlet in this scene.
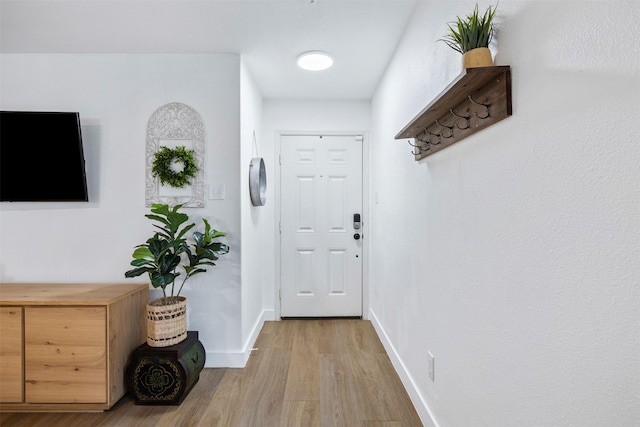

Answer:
[427,351,435,382]
[209,183,225,200]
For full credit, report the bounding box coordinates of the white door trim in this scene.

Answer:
[273,130,370,320]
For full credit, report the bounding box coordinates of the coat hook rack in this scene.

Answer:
[415,134,430,146]
[395,66,512,160]
[436,119,454,138]
[424,128,441,145]
[450,108,470,130]
[408,139,427,155]
[468,95,491,119]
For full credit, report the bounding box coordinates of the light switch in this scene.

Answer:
[209,184,225,200]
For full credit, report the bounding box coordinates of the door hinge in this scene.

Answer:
[279,289,281,300]
[279,221,281,233]
[279,155,282,165]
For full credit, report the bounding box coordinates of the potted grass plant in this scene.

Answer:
[125,203,229,347]
[440,3,497,69]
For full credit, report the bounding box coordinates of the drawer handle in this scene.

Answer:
[191,353,199,364]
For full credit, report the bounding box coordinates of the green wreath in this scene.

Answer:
[152,146,198,188]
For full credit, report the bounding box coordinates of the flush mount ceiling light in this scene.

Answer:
[297,51,333,71]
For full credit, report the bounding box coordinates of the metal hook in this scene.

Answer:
[436,120,454,138]
[415,136,428,145]
[424,128,441,145]
[449,108,470,130]
[408,140,421,156]
[416,134,432,151]
[468,95,490,119]
[416,135,431,151]
[408,138,428,155]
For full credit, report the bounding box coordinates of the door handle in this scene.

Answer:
[354,233,361,240]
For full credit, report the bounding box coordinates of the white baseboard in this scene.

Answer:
[205,309,276,368]
[205,350,247,368]
[369,309,439,427]
[242,308,276,365]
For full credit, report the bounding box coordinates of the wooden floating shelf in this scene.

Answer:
[396,66,512,160]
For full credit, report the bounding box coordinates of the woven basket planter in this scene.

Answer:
[146,296,187,347]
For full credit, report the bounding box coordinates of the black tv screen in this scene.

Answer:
[0,111,89,202]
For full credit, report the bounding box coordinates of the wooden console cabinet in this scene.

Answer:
[0,283,148,411]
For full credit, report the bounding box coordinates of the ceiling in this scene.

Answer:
[0,0,419,100]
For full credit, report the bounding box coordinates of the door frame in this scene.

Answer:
[273,130,370,320]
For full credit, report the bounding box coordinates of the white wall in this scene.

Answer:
[0,54,244,367]
[370,1,640,426]
[264,99,371,134]
[262,99,372,317]
[239,58,273,364]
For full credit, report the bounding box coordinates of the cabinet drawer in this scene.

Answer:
[25,306,107,403]
[0,307,23,402]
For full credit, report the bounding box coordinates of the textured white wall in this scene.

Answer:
[0,54,243,366]
[370,1,640,426]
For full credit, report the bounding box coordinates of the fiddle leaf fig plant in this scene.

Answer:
[440,3,497,54]
[125,203,229,304]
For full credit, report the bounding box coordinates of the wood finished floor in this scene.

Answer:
[0,319,423,426]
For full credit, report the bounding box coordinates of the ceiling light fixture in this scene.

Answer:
[297,51,333,71]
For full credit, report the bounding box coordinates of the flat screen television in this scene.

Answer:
[0,111,89,202]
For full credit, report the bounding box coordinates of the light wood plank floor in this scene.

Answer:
[0,319,423,426]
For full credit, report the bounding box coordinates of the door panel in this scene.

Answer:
[281,134,363,317]
[296,176,316,231]
[0,307,23,403]
[25,306,106,403]
[295,249,316,295]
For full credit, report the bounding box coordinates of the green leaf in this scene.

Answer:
[184,267,207,277]
[130,258,155,267]
[148,238,169,257]
[176,222,196,241]
[167,211,189,229]
[193,231,204,247]
[145,214,169,226]
[150,203,171,216]
[440,3,497,53]
[131,246,153,260]
[125,202,229,294]
[160,253,181,273]
[125,266,153,278]
[150,272,176,289]
[151,224,172,240]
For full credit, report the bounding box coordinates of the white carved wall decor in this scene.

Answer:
[145,102,205,208]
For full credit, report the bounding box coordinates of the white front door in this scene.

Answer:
[280,134,363,317]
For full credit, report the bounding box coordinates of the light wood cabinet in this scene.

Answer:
[0,283,148,411]
[25,306,107,404]
[0,307,23,403]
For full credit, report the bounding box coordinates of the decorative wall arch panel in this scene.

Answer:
[145,102,205,208]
